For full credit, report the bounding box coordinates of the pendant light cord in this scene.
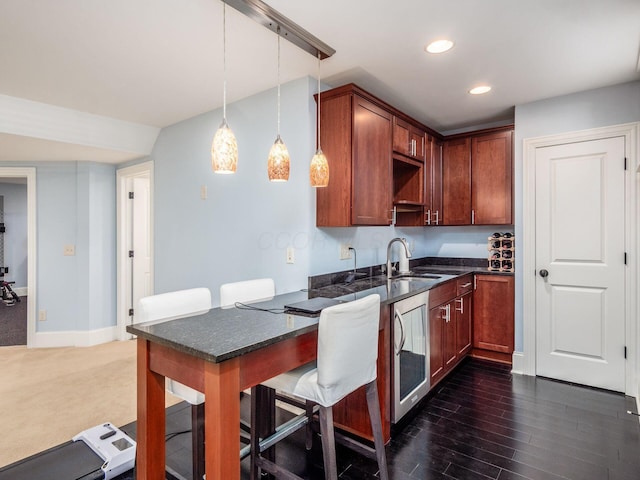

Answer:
[316,52,321,150]
[277,27,281,136]
[222,3,227,121]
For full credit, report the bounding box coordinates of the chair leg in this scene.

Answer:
[365,381,389,480]
[305,400,314,450]
[191,403,205,480]
[318,406,338,480]
[250,385,276,480]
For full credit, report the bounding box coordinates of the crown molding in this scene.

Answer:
[0,94,159,157]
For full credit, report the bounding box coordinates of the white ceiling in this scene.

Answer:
[1,0,639,163]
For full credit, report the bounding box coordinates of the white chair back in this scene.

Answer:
[316,294,380,406]
[136,288,211,324]
[220,278,275,307]
[135,287,212,406]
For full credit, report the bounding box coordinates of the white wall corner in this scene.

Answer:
[511,351,526,375]
[33,327,117,348]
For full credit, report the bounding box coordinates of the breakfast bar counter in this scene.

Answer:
[128,290,322,480]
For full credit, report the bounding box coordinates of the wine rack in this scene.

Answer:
[487,232,514,272]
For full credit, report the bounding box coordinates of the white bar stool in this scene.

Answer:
[252,293,389,480]
[136,287,211,480]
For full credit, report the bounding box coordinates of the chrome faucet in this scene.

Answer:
[386,237,412,279]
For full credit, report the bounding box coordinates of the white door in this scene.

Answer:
[131,176,152,324]
[535,136,626,392]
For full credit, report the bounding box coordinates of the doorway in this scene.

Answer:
[0,168,36,347]
[523,123,638,396]
[116,162,153,340]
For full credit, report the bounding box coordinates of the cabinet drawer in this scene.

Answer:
[429,280,456,308]
[457,275,474,296]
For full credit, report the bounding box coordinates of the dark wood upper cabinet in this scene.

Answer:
[315,85,393,226]
[442,137,472,225]
[352,96,393,225]
[472,130,513,225]
[393,117,426,161]
[426,140,443,225]
[442,128,513,226]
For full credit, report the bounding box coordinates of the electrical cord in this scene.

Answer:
[233,301,286,314]
[165,429,192,442]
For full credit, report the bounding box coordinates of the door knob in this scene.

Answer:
[539,269,549,278]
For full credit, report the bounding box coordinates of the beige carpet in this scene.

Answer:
[0,340,180,468]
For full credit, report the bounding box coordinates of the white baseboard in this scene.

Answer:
[511,351,525,375]
[33,326,117,348]
[13,287,27,296]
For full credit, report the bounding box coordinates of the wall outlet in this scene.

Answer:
[286,246,295,264]
[63,244,75,256]
[38,310,47,321]
[339,244,352,260]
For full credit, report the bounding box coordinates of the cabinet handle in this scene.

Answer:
[390,208,396,225]
[461,282,472,288]
[434,210,439,225]
[425,209,431,225]
[441,304,451,323]
[394,311,406,355]
[471,209,475,225]
[455,298,464,314]
[421,137,424,156]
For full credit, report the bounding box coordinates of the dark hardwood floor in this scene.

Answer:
[252,358,640,480]
[3,358,638,480]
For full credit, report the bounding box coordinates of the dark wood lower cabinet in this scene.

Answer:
[429,275,473,388]
[472,274,514,363]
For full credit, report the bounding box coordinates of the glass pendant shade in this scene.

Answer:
[310,148,329,187]
[211,119,238,174]
[267,134,290,182]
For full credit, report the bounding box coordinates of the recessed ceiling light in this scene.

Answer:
[425,39,454,54]
[469,85,492,95]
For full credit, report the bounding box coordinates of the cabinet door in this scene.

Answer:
[426,140,443,225]
[352,96,393,225]
[393,117,425,161]
[392,117,411,157]
[442,302,457,370]
[410,129,426,161]
[472,131,513,225]
[455,293,472,357]
[429,305,445,385]
[442,137,471,225]
[473,275,514,354]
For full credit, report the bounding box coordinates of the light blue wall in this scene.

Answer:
[0,162,117,333]
[153,77,316,299]
[0,182,28,288]
[513,80,640,351]
[36,162,116,332]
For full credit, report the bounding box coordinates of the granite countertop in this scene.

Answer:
[127,290,317,364]
[128,260,512,365]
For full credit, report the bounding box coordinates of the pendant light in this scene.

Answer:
[211,3,238,174]
[310,52,329,187]
[267,27,290,182]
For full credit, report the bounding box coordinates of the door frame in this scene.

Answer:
[522,122,639,396]
[116,161,154,341]
[0,167,36,347]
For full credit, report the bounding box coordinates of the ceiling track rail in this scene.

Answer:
[222,0,336,59]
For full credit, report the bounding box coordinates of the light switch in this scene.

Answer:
[286,247,295,264]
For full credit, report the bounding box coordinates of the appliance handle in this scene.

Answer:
[394,310,406,355]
